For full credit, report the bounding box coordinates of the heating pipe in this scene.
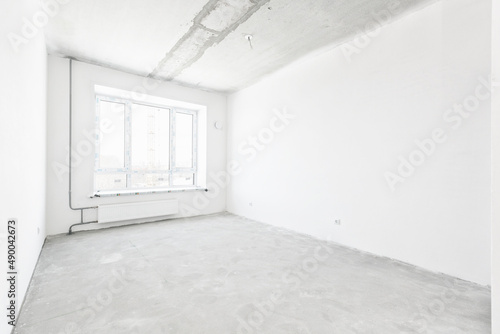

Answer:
[67,58,98,235]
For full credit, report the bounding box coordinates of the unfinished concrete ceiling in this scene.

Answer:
[45,0,437,93]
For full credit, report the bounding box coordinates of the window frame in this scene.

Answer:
[94,94,199,195]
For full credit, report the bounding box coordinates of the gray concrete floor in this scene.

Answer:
[15,213,490,333]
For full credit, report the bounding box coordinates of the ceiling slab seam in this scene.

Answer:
[149,0,270,82]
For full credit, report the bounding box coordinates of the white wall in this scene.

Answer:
[0,1,47,332]
[227,0,491,285]
[491,0,500,330]
[46,56,227,235]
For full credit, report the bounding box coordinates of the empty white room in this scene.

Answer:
[1,0,499,333]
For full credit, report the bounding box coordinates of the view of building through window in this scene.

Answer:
[94,95,197,193]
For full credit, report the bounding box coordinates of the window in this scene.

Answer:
[94,92,201,195]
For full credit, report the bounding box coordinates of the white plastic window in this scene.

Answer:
[94,95,198,193]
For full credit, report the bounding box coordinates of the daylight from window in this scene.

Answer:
[94,92,199,194]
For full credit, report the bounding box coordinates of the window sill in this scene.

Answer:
[91,187,208,198]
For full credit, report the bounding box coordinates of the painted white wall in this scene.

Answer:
[491,0,500,330]
[227,0,491,285]
[46,56,227,235]
[0,1,47,332]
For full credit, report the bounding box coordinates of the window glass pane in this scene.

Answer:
[131,173,169,188]
[175,113,193,168]
[95,173,126,191]
[131,104,170,170]
[94,89,201,193]
[99,101,125,169]
[173,173,194,186]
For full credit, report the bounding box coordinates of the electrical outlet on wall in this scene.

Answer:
[334,219,341,225]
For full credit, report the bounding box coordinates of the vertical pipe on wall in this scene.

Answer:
[67,58,98,234]
[491,0,500,330]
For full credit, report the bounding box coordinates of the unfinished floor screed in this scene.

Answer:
[16,214,490,333]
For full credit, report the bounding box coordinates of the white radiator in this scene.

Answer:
[98,199,179,224]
